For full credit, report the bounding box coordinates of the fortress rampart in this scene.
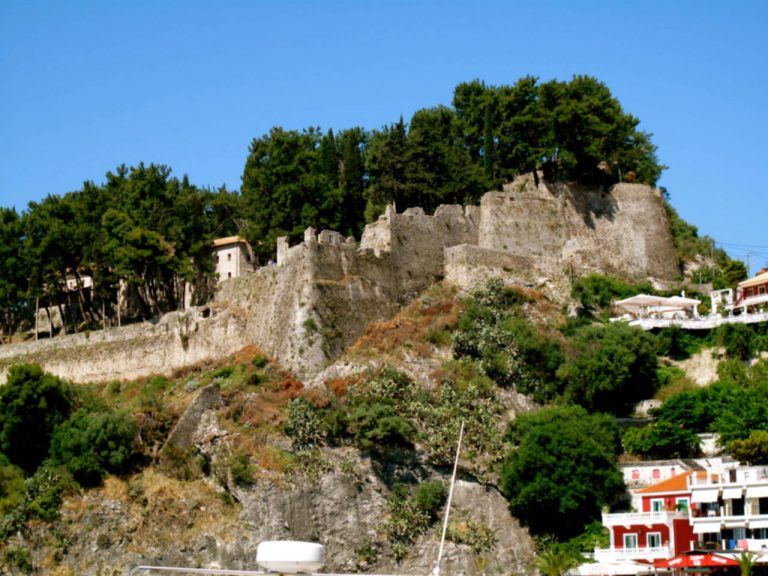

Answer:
[0,175,678,384]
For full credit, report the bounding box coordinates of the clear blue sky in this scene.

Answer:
[2,1,767,273]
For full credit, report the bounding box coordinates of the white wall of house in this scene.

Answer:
[213,241,253,282]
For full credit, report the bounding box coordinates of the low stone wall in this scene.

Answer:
[0,306,249,385]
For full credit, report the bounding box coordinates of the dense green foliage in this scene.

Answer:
[453,76,664,187]
[0,365,73,474]
[729,431,768,465]
[0,365,140,544]
[500,406,625,539]
[648,360,768,449]
[48,408,136,487]
[557,323,660,416]
[0,164,238,338]
[452,278,662,415]
[622,421,701,459]
[571,274,652,318]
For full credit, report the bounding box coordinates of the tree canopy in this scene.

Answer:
[556,322,660,416]
[1,75,666,340]
[500,405,625,539]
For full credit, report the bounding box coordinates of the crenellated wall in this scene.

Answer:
[0,175,679,384]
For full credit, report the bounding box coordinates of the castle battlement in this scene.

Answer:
[0,175,679,385]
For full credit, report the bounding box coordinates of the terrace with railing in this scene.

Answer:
[591,545,673,563]
[625,310,768,330]
[601,511,689,528]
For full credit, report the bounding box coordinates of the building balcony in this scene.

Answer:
[738,293,768,311]
[741,538,768,552]
[593,545,672,563]
[623,310,768,331]
[691,513,768,526]
[602,511,688,528]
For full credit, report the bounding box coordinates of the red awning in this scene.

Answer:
[654,553,739,569]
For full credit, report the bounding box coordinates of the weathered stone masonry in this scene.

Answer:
[0,175,678,384]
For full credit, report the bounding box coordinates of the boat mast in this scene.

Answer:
[432,420,465,576]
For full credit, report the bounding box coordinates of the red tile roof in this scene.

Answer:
[637,471,692,494]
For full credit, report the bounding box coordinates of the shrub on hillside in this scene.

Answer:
[346,399,416,454]
[0,454,24,517]
[623,421,701,459]
[48,408,136,487]
[556,322,659,416]
[285,397,327,451]
[570,274,651,318]
[0,365,73,474]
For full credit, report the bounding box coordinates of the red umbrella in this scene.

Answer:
[654,552,739,569]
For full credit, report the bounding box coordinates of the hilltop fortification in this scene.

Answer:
[0,175,678,383]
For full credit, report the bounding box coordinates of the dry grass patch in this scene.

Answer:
[351,284,460,358]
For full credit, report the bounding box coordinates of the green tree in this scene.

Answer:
[0,365,73,474]
[336,127,368,237]
[712,384,768,445]
[241,127,342,259]
[557,323,659,416]
[406,106,484,209]
[729,430,768,465]
[453,79,491,165]
[0,208,28,342]
[48,408,136,487]
[623,421,701,459]
[365,117,409,220]
[651,381,742,434]
[501,406,625,539]
[722,260,748,288]
[715,323,754,360]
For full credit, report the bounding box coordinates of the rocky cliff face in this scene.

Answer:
[0,175,678,385]
[14,385,536,576]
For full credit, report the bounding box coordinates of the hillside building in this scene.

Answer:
[211,236,255,282]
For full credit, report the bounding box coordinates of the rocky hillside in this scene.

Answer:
[4,284,544,576]
[0,175,701,575]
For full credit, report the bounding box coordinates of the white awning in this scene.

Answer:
[746,485,768,499]
[693,522,722,534]
[749,519,768,529]
[722,487,744,500]
[692,488,720,503]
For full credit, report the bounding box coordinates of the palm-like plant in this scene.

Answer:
[738,551,758,576]
[535,547,579,576]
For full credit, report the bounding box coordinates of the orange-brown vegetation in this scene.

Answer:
[326,374,364,397]
[351,284,461,357]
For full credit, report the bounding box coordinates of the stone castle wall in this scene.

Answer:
[473,176,679,283]
[0,175,679,384]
